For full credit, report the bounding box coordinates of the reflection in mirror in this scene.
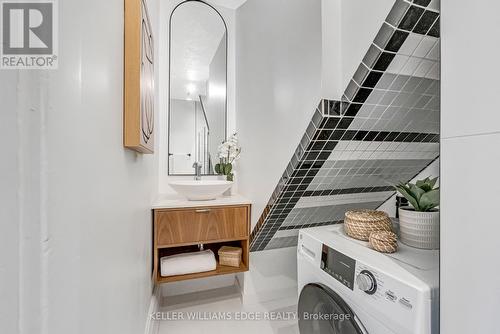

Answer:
[168,1,227,175]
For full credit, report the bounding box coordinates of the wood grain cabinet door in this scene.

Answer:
[155,206,249,247]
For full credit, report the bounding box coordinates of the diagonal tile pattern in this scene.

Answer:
[250,0,440,251]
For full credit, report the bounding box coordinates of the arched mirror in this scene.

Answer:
[168,0,227,175]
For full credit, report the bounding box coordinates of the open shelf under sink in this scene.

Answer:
[153,204,251,283]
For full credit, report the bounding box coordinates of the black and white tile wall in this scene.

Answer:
[250,0,440,251]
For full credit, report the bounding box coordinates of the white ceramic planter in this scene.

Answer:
[398,207,439,249]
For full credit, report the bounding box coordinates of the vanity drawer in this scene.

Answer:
[155,206,249,247]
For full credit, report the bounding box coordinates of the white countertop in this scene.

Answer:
[152,194,252,209]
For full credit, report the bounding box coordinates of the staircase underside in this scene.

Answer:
[250,0,440,251]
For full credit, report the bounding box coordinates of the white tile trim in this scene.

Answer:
[295,191,394,208]
[327,141,439,161]
[274,229,300,238]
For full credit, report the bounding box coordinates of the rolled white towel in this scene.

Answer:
[160,250,217,277]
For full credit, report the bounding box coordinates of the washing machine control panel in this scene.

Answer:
[354,262,420,315]
[320,242,421,316]
[321,244,356,290]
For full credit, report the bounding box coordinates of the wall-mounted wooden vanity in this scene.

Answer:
[152,195,251,283]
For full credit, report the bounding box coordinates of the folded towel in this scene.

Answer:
[160,250,217,277]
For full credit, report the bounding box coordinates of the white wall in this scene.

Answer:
[0,72,20,334]
[235,0,322,228]
[440,1,500,332]
[1,72,59,334]
[45,0,160,331]
[340,0,394,92]
[320,0,395,100]
[159,0,236,193]
[0,0,160,333]
[321,0,342,99]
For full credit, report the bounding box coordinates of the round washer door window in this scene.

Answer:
[298,283,365,334]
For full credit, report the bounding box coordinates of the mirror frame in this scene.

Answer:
[167,0,228,176]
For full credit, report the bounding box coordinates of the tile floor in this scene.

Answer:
[157,285,299,334]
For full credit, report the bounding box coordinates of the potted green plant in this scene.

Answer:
[215,133,241,183]
[395,177,440,249]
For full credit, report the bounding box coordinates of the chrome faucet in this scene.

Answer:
[192,162,202,180]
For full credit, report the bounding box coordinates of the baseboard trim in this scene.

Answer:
[144,284,161,334]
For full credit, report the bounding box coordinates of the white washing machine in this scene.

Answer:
[297,224,439,334]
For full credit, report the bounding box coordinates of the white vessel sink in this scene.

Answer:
[169,180,233,201]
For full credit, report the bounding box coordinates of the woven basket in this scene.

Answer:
[369,231,398,253]
[344,210,392,241]
[218,246,242,267]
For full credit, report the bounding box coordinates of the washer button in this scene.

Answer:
[385,290,397,302]
[399,298,413,309]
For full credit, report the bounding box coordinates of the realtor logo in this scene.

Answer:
[1,0,58,69]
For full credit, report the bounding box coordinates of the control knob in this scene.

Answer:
[356,270,377,295]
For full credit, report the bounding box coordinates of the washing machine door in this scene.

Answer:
[298,283,367,334]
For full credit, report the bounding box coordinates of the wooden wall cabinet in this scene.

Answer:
[153,204,251,283]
